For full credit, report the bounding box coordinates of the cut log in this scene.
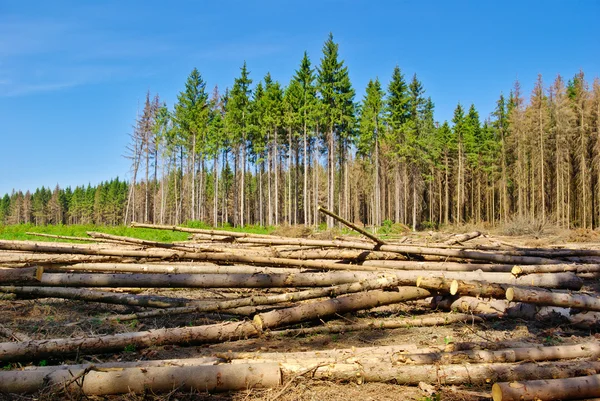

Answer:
[37,272,408,288]
[274,249,406,261]
[52,262,302,275]
[417,278,509,299]
[0,286,192,307]
[511,264,600,275]
[0,239,564,266]
[0,266,43,284]
[492,374,600,401]
[0,254,130,267]
[35,271,583,290]
[267,313,482,337]
[360,260,515,272]
[0,288,430,362]
[131,222,282,239]
[0,362,281,394]
[443,231,482,245]
[25,232,123,244]
[394,341,600,365]
[506,287,600,312]
[196,237,560,265]
[253,287,431,330]
[96,276,403,322]
[436,296,538,318]
[318,205,386,245]
[279,360,600,385]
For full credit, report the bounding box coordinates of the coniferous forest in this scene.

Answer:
[2,34,600,230]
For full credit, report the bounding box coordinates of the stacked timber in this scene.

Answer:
[1,213,600,399]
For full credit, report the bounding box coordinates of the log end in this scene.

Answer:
[416,277,423,288]
[505,288,515,302]
[35,266,44,281]
[449,280,459,296]
[491,383,502,401]
[252,315,264,333]
[511,266,523,276]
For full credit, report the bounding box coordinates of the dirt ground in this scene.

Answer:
[1,231,599,401]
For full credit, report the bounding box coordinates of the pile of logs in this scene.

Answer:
[1,210,600,400]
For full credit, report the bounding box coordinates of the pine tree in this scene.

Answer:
[358,78,385,226]
[385,66,411,224]
[317,33,355,227]
[226,62,252,227]
[174,68,209,222]
[293,51,317,225]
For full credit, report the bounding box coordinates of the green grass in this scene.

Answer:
[0,222,278,243]
[0,223,189,242]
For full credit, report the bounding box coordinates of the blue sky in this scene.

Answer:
[0,0,598,196]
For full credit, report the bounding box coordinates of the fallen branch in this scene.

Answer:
[318,205,386,245]
[443,231,482,245]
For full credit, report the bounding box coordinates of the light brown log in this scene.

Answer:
[360,260,515,271]
[0,239,563,267]
[506,287,600,311]
[200,237,559,265]
[511,264,600,275]
[0,254,130,266]
[318,205,386,245]
[101,276,403,322]
[437,296,538,318]
[253,287,431,330]
[0,266,43,284]
[0,241,388,272]
[0,363,280,394]
[0,288,430,362]
[274,249,406,261]
[0,286,192,307]
[37,272,409,288]
[35,270,584,290]
[417,278,508,299]
[52,262,302,274]
[86,231,223,253]
[443,231,482,245]
[395,341,600,365]
[280,360,600,385]
[492,374,600,401]
[25,232,123,244]
[131,222,282,239]
[267,313,481,337]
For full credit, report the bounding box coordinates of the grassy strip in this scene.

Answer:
[0,222,278,243]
